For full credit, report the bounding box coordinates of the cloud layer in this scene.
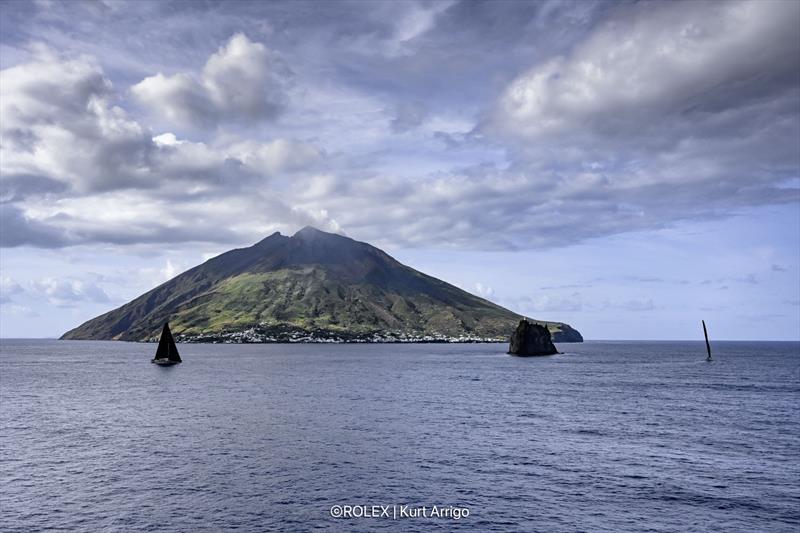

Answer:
[1,0,798,252]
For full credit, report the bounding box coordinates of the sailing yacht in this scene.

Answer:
[151,322,182,365]
[702,320,713,362]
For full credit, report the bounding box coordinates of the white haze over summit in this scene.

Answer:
[0,0,798,340]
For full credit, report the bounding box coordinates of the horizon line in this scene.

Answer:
[1,337,798,343]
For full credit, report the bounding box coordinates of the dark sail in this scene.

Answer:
[154,322,181,362]
[702,319,712,361]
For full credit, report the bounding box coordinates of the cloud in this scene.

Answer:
[160,259,179,281]
[0,303,39,317]
[130,72,213,127]
[621,299,656,312]
[473,282,494,298]
[0,204,71,248]
[469,0,800,248]
[503,293,584,314]
[263,1,799,252]
[0,48,155,195]
[1,1,798,254]
[1,277,23,294]
[226,139,324,175]
[0,47,326,248]
[0,276,24,304]
[17,194,253,247]
[4,185,338,249]
[391,1,454,50]
[201,251,223,262]
[739,274,758,285]
[491,0,799,142]
[389,101,428,133]
[131,33,290,128]
[30,277,110,307]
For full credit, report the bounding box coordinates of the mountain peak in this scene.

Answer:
[294,225,323,236]
[292,226,345,240]
[254,231,287,246]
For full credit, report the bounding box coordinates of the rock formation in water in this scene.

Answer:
[508,319,558,356]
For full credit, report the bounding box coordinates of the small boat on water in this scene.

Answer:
[151,322,182,366]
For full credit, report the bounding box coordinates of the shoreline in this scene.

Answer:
[174,333,510,344]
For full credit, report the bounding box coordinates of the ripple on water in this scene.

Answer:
[0,340,798,532]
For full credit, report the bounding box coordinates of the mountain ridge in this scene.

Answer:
[60,227,583,343]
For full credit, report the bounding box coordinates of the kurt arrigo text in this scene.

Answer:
[329,504,470,520]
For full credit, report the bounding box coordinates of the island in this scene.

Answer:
[60,227,583,344]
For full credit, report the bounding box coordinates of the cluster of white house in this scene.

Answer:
[177,326,505,344]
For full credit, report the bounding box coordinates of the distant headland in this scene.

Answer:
[60,227,583,344]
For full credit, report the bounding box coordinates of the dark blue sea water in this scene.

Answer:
[1,340,798,532]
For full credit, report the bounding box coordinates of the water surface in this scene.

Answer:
[1,340,798,531]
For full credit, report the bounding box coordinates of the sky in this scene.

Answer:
[0,0,798,340]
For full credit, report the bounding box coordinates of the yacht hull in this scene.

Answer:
[151,359,180,366]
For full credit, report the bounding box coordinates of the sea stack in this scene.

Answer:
[508,319,558,356]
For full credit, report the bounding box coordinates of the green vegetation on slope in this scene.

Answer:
[61,228,583,342]
[168,268,523,338]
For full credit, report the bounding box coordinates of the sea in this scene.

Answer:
[1,339,798,532]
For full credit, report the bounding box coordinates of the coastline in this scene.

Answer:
[175,331,508,344]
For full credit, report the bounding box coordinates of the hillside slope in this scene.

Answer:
[61,227,583,342]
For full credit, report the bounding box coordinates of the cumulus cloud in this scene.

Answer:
[1,276,23,294]
[281,0,797,251]
[30,277,110,307]
[0,46,325,248]
[0,49,155,194]
[226,139,324,175]
[131,33,291,128]
[473,0,800,247]
[491,0,799,142]
[131,72,212,126]
[0,276,24,304]
[487,0,800,193]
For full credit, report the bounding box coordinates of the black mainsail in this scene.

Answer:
[153,322,181,363]
[702,319,712,362]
